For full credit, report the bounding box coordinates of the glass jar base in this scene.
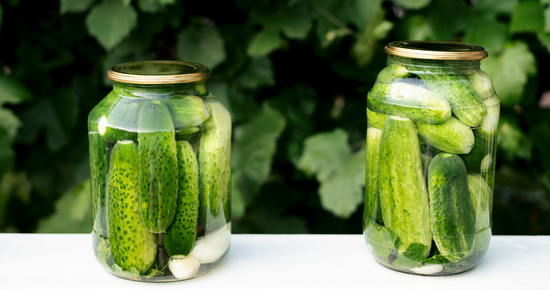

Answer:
[373,257,478,276]
[108,248,230,283]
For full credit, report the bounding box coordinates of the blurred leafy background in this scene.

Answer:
[1,0,550,235]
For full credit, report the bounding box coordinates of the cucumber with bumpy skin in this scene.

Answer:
[459,136,492,174]
[366,108,387,129]
[364,127,383,228]
[367,83,451,124]
[164,96,211,129]
[199,96,232,231]
[375,64,410,84]
[138,100,179,233]
[164,141,200,257]
[417,116,475,154]
[379,116,432,258]
[89,132,111,238]
[467,174,492,255]
[108,140,157,274]
[101,98,144,143]
[428,153,475,262]
[409,66,487,127]
[466,71,494,100]
[475,95,500,140]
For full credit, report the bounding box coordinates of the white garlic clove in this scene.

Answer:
[191,229,231,264]
[169,255,200,279]
[410,264,444,275]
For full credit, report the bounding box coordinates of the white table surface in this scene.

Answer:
[0,234,549,290]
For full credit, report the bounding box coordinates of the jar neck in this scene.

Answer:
[390,55,481,73]
[112,81,208,99]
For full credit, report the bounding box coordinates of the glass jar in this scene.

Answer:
[88,61,232,282]
[363,41,499,275]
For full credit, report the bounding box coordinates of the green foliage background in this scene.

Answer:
[1,0,550,235]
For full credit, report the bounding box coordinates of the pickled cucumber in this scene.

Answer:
[108,140,157,274]
[164,141,200,257]
[138,100,179,233]
[198,97,232,231]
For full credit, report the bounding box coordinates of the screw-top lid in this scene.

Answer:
[384,41,488,60]
[106,60,211,84]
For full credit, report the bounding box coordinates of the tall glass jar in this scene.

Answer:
[363,41,499,275]
[88,61,232,282]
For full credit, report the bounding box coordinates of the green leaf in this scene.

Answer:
[0,108,21,141]
[246,208,309,234]
[393,0,431,10]
[119,0,131,5]
[473,0,517,15]
[545,6,550,33]
[509,0,544,34]
[401,15,433,41]
[177,24,226,69]
[0,75,33,106]
[237,57,275,89]
[86,0,138,50]
[497,114,532,161]
[60,0,95,13]
[18,88,78,151]
[318,147,366,218]
[297,128,351,181]
[463,19,507,55]
[137,0,161,13]
[233,105,286,201]
[111,264,141,279]
[0,128,14,176]
[426,0,469,40]
[247,27,280,58]
[352,10,393,67]
[231,171,246,218]
[147,0,174,4]
[36,180,92,233]
[481,41,536,106]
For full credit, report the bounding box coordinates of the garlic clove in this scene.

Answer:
[410,264,444,275]
[169,255,200,279]
[191,229,231,264]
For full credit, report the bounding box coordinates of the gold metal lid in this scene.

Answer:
[384,41,488,60]
[106,60,211,84]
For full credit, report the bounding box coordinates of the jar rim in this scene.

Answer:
[385,41,488,60]
[106,60,211,84]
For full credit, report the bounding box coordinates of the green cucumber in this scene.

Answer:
[367,83,451,124]
[375,64,409,84]
[459,136,492,174]
[164,96,211,129]
[108,140,157,274]
[366,108,387,129]
[138,100,179,233]
[198,97,232,231]
[164,141,200,257]
[417,116,475,154]
[101,98,144,143]
[467,174,492,255]
[379,116,432,258]
[474,95,500,140]
[465,71,494,100]
[409,66,487,127]
[364,127,383,229]
[428,153,475,261]
[89,132,111,238]
[467,174,491,231]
